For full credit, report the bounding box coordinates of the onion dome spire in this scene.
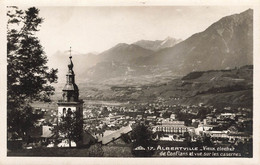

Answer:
[68,47,74,71]
[61,46,79,102]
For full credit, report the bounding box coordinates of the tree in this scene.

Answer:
[235,141,253,157]
[130,123,156,157]
[202,134,213,147]
[121,133,131,144]
[161,111,171,119]
[7,7,58,139]
[184,132,191,141]
[55,110,83,148]
[183,132,192,146]
[101,107,109,117]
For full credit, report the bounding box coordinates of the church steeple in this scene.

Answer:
[61,47,79,102]
[57,47,84,147]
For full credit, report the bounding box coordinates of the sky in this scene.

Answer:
[32,6,252,56]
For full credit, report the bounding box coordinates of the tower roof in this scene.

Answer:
[68,55,74,71]
[61,47,80,102]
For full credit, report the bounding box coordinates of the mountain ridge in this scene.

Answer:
[133,36,182,51]
[144,9,253,72]
[49,9,253,83]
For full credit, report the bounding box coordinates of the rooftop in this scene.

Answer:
[98,125,132,145]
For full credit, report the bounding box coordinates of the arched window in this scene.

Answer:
[68,108,72,116]
[63,108,66,117]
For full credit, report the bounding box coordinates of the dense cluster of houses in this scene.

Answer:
[80,101,252,145]
[10,100,251,150]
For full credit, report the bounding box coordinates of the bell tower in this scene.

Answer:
[57,47,84,144]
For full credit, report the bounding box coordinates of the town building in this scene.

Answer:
[153,119,193,135]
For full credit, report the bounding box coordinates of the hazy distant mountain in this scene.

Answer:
[51,9,253,83]
[133,37,182,51]
[85,9,253,82]
[99,43,154,63]
[82,43,155,81]
[146,9,253,73]
[48,51,100,82]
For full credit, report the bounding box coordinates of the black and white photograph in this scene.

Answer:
[1,0,260,164]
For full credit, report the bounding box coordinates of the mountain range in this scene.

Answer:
[144,9,253,71]
[49,9,253,84]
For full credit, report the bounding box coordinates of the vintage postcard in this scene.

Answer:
[1,0,260,165]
